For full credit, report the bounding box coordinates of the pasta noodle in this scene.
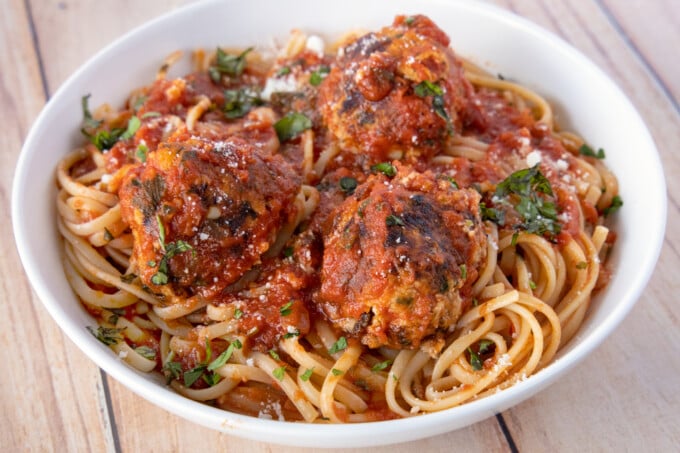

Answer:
[56,15,621,423]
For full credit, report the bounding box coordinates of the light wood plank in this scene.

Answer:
[601,0,680,107]
[1,1,113,452]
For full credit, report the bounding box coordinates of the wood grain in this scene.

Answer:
[5,0,679,451]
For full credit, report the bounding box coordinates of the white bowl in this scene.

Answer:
[12,0,666,447]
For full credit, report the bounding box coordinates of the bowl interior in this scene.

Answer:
[12,0,665,447]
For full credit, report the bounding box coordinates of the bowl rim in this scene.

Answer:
[12,0,667,447]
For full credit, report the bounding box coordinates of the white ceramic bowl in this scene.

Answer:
[12,0,666,447]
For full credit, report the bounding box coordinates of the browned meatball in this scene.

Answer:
[315,163,487,352]
[317,15,473,163]
[119,109,301,302]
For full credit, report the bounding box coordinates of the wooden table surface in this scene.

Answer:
[3,0,679,451]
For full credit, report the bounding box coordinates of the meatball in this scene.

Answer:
[318,15,472,163]
[119,109,301,302]
[315,163,487,352]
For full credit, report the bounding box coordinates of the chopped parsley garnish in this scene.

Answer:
[269,349,281,361]
[282,246,294,258]
[273,366,287,381]
[132,95,147,112]
[468,347,483,371]
[487,165,562,238]
[202,372,222,386]
[444,176,459,189]
[106,308,125,324]
[328,336,348,355]
[87,326,124,346]
[183,364,207,387]
[81,93,140,151]
[223,88,262,119]
[233,307,244,319]
[603,195,623,216]
[579,144,606,159]
[140,111,160,119]
[371,162,396,177]
[81,94,102,130]
[576,261,588,270]
[276,66,291,76]
[339,176,358,194]
[413,80,453,133]
[371,360,392,372]
[204,339,212,362]
[162,357,182,383]
[331,368,343,376]
[134,346,156,361]
[274,112,312,142]
[209,47,253,82]
[280,300,294,316]
[207,343,236,371]
[300,368,314,381]
[309,65,330,86]
[459,264,467,280]
[478,339,494,355]
[136,143,148,162]
[386,214,405,227]
[405,16,416,25]
[283,329,300,339]
[529,280,537,290]
[151,216,194,286]
[480,202,505,225]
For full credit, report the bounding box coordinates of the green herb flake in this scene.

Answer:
[309,65,330,86]
[576,261,588,270]
[386,214,405,227]
[478,339,494,355]
[232,339,243,349]
[282,246,294,258]
[162,359,182,383]
[136,143,148,162]
[331,368,343,376]
[603,195,623,217]
[274,112,312,142]
[269,349,281,361]
[107,308,125,325]
[529,280,537,290]
[156,215,166,251]
[468,347,483,371]
[339,176,358,194]
[414,80,443,97]
[120,116,141,141]
[328,336,348,355]
[223,88,262,119]
[273,366,287,381]
[140,111,160,119]
[280,300,294,316]
[87,326,124,346]
[81,94,102,130]
[371,360,392,372]
[405,16,416,25]
[183,365,207,387]
[459,264,467,280]
[276,66,291,76]
[134,346,156,361]
[207,343,235,371]
[150,272,168,286]
[300,368,314,381]
[233,307,244,319]
[371,162,396,177]
[103,228,114,242]
[579,144,606,159]
[210,47,253,82]
[131,96,147,112]
[202,372,221,386]
[490,165,562,238]
[283,329,300,339]
[205,339,213,363]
